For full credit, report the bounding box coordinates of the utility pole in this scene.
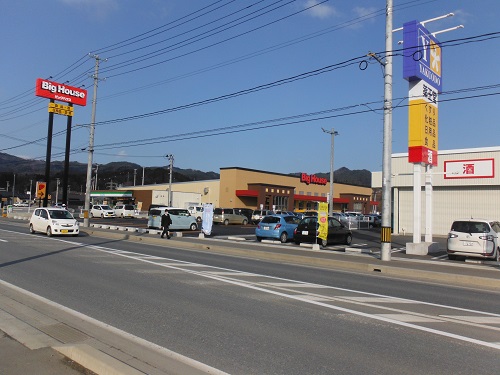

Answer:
[380,0,394,261]
[322,128,338,216]
[142,167,145,186]
[166,155,174,207]
[83,54,105,227]
[133,169,137,186]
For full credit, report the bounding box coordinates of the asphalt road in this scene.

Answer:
[1,221,499,374]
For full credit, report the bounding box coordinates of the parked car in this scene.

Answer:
[213,208,248,225]
[29,207,79,237]
[90,204,116,218]
[274,210,295,216]
[255,215,301,243]
[114,204,137,218]
[251,209,274,224]
[147,207,198,231]
[187,205,204,222]
[331,212,351,227]
[446,219,500,261]
[234,208,254,222]
[358,214,381,228]
[293,216,352,247]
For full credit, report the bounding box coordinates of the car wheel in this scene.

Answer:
[224,219,229,226]
[46,226,53,237]
[242,219,248,225]
[190,223,197,231]
[256,236,262,242]
[90,212,94,218]
[447,254,457,261]
[344,234,352,245]
[101,213,104,218]
[279,232,288,243]
[29,224,35,234]
[317,238,327,247]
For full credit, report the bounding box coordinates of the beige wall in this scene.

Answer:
[220,167,371,209]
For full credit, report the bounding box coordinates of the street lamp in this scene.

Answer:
[322,128,338,216]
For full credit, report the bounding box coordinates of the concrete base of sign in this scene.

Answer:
[198,233,205,239]
[312,244,320,251]
[406,242,440,255]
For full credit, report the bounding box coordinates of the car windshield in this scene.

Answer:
[48,210,74,219]
[124,205,135,210]
[101,205,112,210]
[451,221,490,233]
[261,216,280,224]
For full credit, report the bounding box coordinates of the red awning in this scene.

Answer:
[235,190,258,197]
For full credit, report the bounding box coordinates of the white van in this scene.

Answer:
[147,207,198,231]
[187,205,203,222]
[447,219,500,261]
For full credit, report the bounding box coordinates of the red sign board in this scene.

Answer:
[35,78,87,106]
[300,173,328,186]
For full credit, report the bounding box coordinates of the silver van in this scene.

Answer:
[213,208,248,225]
[147,207,198,231]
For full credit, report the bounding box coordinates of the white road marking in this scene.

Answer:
[2,228,500,350]
[57,239,500,351]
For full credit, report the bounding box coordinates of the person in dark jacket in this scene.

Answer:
[161,210,172,239]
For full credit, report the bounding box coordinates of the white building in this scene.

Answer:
[372,146,500,236]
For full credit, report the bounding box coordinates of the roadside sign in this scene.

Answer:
[36,181,46,199]
[48,102,74,116]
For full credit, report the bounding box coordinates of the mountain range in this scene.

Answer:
[0,152,371,189]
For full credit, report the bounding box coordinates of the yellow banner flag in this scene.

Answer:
[317,202,328,242]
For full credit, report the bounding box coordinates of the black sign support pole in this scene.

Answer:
[62,104,73,206]
[43,99,55,207]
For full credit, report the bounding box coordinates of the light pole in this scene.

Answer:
[133,169,137,186]
[165,155,174,207]
[322,128,338,216]
[28,179,33,213]
[55,178,60,205]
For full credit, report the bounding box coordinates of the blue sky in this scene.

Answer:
[1,0,499,175]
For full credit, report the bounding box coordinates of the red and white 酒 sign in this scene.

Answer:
[444,158,494,179]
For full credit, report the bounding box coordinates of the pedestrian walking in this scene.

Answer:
[161,210,172,239]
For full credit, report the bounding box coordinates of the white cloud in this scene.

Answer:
[353,6,378,19]
[57,0,119,20]
[304,0,337,19]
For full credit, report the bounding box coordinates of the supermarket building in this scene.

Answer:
[372,146,500,236]
[116,167,375,213]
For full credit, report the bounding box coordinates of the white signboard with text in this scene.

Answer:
[444,158,494,179]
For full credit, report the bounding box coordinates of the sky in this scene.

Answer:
[1,0,499,176]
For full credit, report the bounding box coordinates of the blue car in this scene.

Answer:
[255,215,301,243]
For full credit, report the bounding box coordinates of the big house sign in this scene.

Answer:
[35,78,87,106]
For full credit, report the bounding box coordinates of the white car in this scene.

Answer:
[29,207,79,237]
[90,204,116,218]
[447,219,500,261]
[114,204,137,218]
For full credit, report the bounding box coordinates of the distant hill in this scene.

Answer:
[0,152,370,190]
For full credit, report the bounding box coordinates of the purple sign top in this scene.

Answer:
[403,20,443,93]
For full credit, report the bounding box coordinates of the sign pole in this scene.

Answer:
[62,103,73,206]
[43,99,55,207]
